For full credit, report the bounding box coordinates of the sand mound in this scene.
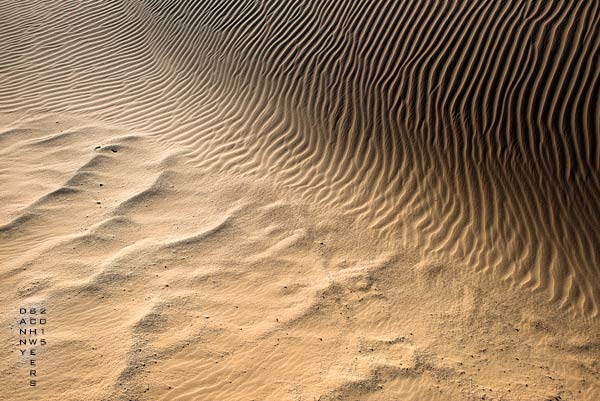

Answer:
[0,1,599,400]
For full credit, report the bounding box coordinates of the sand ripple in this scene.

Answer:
[1,1,599,400]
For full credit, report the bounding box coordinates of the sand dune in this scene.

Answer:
[1,1,599,400]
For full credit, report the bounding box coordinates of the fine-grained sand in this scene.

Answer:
[1,1,599,400]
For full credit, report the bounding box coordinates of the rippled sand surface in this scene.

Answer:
[1,1,599,400]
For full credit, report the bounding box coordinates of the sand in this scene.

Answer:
[1,1,599,400]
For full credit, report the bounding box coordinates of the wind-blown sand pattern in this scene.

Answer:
[0,1,599,400]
